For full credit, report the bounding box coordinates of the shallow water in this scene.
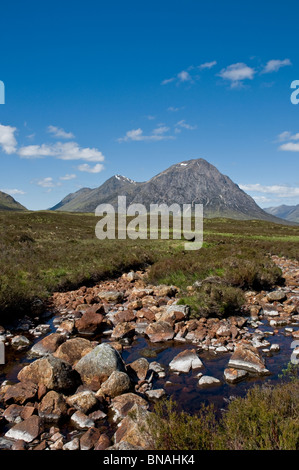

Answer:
[1,311,296,415]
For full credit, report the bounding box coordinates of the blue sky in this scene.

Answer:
[0,0,299,210]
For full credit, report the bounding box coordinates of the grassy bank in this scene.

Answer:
[0,210,299,319]
[148,366,299,450]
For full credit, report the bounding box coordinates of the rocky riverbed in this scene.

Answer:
[0,255,298,450]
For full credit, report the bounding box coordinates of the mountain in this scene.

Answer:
[50,158,289,223]
[0,191,27,211]
[265,204,299,223]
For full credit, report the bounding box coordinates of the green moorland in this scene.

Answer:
[0,210,299,319]
[1,210,299,449]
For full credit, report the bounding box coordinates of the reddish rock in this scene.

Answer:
[114,310,136,323]
[54,337,93,366]
[38,391,67,422]
[4,381,37,405]
[66,391,97,414]
[17,356,80,392]
[128,358,149,381]
[75,309,104,335]
[228,340,270,375]
[3,404,24,423]
[31,333,65,356]
[110,393,149,422]
[5,415,43,443]
[94,433,111,450]
[111,322,135,340]
[145,321,175,343]
[80,427,102,450]
[100,371,131,398]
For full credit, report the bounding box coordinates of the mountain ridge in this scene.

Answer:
[265,204,299,223]
[0,191,27,211]
[50,158,293,223]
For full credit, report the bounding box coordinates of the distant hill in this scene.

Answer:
[50,158,289,223]
[265,204,299,223]
[0,191,27,211]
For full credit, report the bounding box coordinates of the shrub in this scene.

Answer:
[148,378,299,450]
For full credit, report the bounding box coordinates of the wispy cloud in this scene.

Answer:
[175,120,197,131]
[0,124,18,154]
[277,130,299,152]
[198,61,217,70]
[47,125,75,139]
[78,163,104,173]
[117,128,175,142]
[239,183,299,198]
[161,69,193,86]
[35,177,57,188]
[18,142,105,162]
[218,63,255,87]
[261,59,292,74]
[167,106,184,112]
[59,173,77,181]
[1,188,25,196]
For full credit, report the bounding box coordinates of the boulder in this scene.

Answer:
[3,404,24,424]
[128,358,149,381]
[5,416,43,443]
[53,337,93,366]
[75,309,104,335]
[111,322,135,340]
[169,349,204,373]
[228,340,270,375]
[198,376,221,387]
[70,411,94,430]
[17,355,80,392]
[100,371,131,398]
[38,391,67,422]
[110,393,149,422]
[4,381,37,405]
[94,433,111,450]
[30,333,65,356]
[80,427,102,450]
[267,291,287,303]
[66,391,97,414]
[145,389,166,401]
[145,321,175,343]
[11,335,31,351]
[74,343,126,391]
[224,368,248,384]
[113,403,153,449]
[98,291,124,303]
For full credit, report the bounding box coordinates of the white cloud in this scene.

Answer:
[175,120,197,130]
[177,70,192,82]
[167,106,184,112]
[0,124,18,154]
[161,77,175,85]
[161,69,193,86]
[47,125,75,139]
[262,59,292,74]
[280,142,299,152]
[118,128,175,142]
[59,174,77,181]
[1,188,25,196]
[18,141,105,162]
[78,163,104,173]
[218,63,255,87]
[239,183,299,198]
[152,126,170,135]
[36,177,56,188]
[198,61,217,70]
